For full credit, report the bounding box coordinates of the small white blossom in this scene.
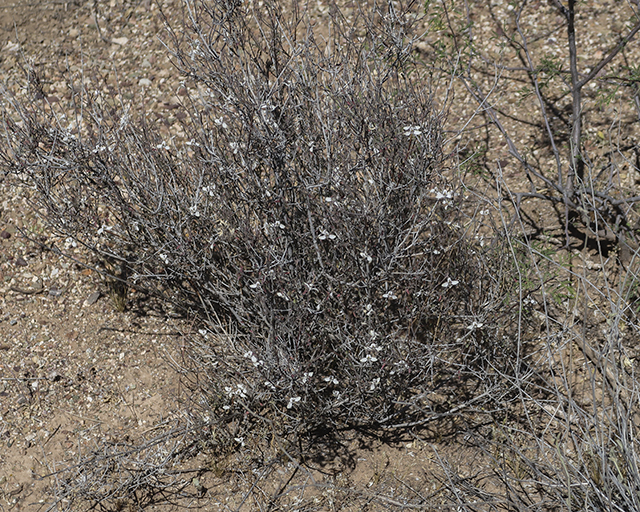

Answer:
[441,277,459,288]
[276,291,290,301]
[323,376,339,385]
[360,354,378,364]
[287,396,301,409]
[369,377,380,391]
[236,384,248,398]
[318,230,336,241]
[159,253,168,264]
[403,125,422,137]
[332,390,341,398]
[360,251,373,263]
[201,185,215,196]
[382,291,398,300]
[467,321,484,330]
[234,437,245,446]
[214,117,228,129]
[430,188,454,200]
[302,372,313,384]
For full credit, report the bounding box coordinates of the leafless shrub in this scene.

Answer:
[427,0,640,249]
[415,1,640,510]
[44,423,206,511]
[0,0,521,438]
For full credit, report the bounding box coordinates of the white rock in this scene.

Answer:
[4,41,20,52]
[138,78,152,87]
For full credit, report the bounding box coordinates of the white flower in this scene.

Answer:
[318,230,336,241]
[302,372,313,384]
[403,125,422,137]
[276,291,290,301]
[159,253,168,264]
[234,437,245,446]
[467,321,484,330]
[323,376,339,385]
[360,251,373,263]
[287,396,301,409]
[441,277,459,288]
[382,291,398,300]
[369,377,380,391]
[360,354,378,364]
[249,282,260,289]
[235,384,248,398]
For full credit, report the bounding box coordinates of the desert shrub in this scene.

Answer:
[0,0,521,444]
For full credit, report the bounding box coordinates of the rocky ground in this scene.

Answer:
[1,0,640,510]
[0,0,199,507]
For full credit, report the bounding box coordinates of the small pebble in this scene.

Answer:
[85,291,101,305]
[49,287,63,297]
[0,230,10,239]
[15,256,27,267]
